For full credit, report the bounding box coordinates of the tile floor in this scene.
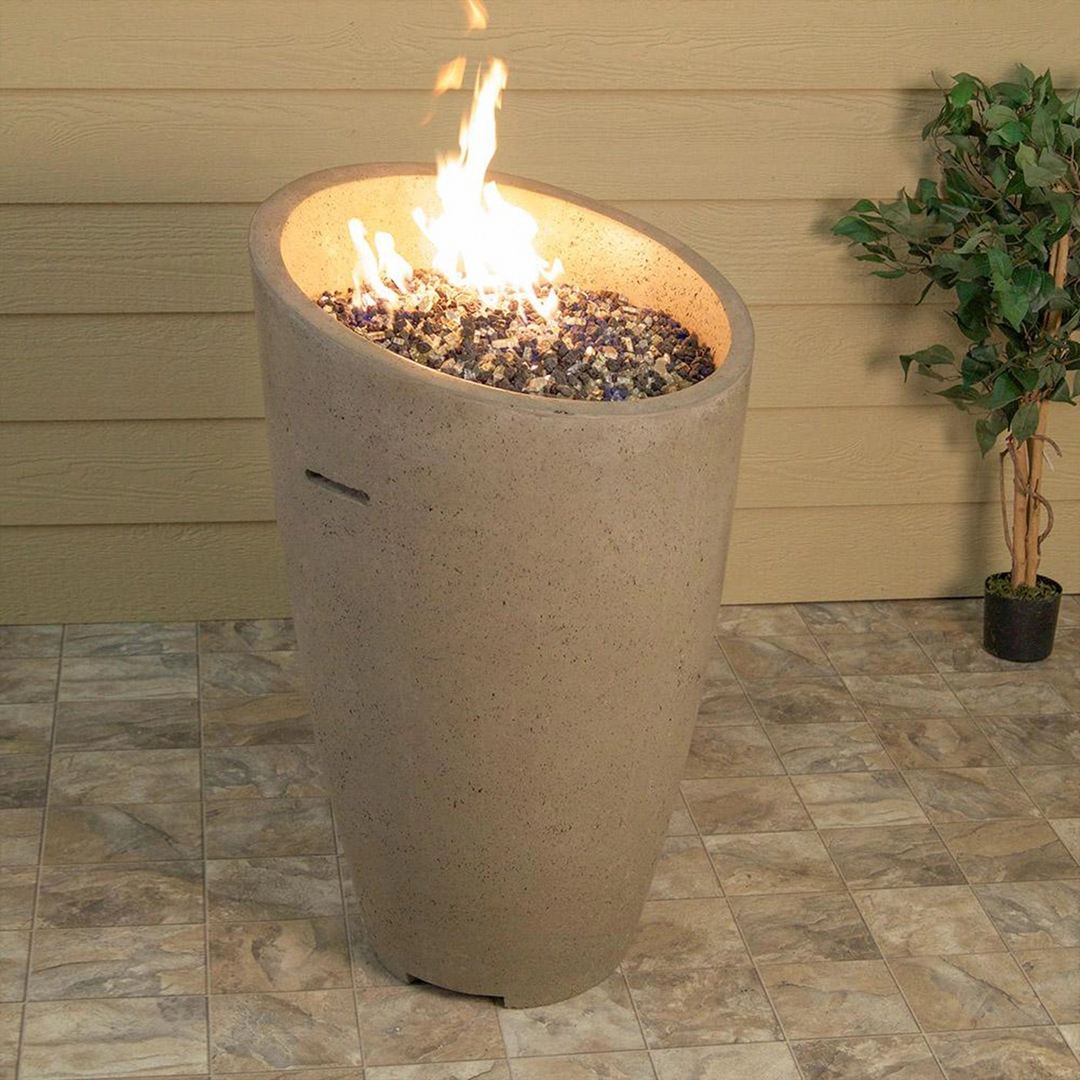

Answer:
[0,599,1077,1080]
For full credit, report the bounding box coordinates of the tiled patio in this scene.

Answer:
[0,599,1078,1080]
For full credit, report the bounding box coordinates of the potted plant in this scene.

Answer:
[833,66,1078,662]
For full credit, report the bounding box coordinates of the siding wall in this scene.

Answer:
[1,0,1078,621]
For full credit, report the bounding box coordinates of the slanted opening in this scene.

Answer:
[305,468,370,504]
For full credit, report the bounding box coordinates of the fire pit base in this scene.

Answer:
[250,164,753,1008]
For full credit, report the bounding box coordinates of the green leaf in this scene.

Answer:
[987,120,1026,146]
[846,198,879,214]
[832,215,884,243]
[1015,144,1069,186]
[983,103,1018,128]
[975,411,1007,455]
[898,344,955,380]
[1010,400,1040,443]
[995,285,1030,329]
[987,247,1012,285]
[949,78,978,107]
[872,268,908,279]
[987,371,1023,409]
[1031,104,1056,148]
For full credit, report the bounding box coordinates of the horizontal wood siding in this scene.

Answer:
[1,1,1076,620]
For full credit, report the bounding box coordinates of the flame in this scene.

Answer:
[462,0,488,30]
[433,56,466,96]
[347,56,562,320]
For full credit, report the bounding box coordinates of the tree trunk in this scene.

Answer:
[1022,403,1049,587]
[1010,436,1029,589]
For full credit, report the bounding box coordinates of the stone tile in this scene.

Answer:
[200,651,305,698]
[206,855,342,922]
[622,898,746,971]
[352,984,503,1066]
[973,881,1080,948]
[665,796,697,836]
[791,772,927,828]
[765,722,890,773]
[506,1054,649,1080]
[36,861,205,927]
[0,705,53,754]
[1016,765,1080,817]
[814,632,934,676]
[843,675,965,722]
[696,682,757,725]
[1014,949,1080,1024]
[43,802,203,864]
[54,698,199,751]
[59,655,198,701]
[50,748,201,805]
[20,996,208,1079]
[0,809,43,865]
[199,619,296,653]
[366,1064,509,1080]
[716,604,807,636]
[63,623,196,656]
[201,693,314,746]
[681,776,811,834]
[912,625,1028,674]
[791,1034,944,1080]
[743,677,864,725]
[0,931,29,1001]
[647,836,720,899]
[1062,1024,1080,1059]
[759,960,917,1039]
[210,989,362,1072]
[204,745,325,800]
[799,601,909,635]
[821,825,964,889]
[944,672,1073,715]
[893,598,983,632]
[938,820,1079,882]
[626,966,780,1048]
[1043,668,1080,713]
[976,716,1080,766]
[0,660,58,704]
[905,767,1041,822]
[1053,819,1080,861]
[651,1043,800,1080]
[209,917,350,992]
[891,953,1050,1031]
[873,716,1002,769]
[0,755,48,809]
[0,626,61,659]
[928,1027,1080,1079]
[0,867,35,930]
[731,892,880,963]
[345,909,404,988]
[0,1002,20,1080]
[721,636,833,680]
[853,885,1004,956]
[704,830,843,896]
[27,925,206,999]
[498,974,644,1056]
[204,798,335,858]
[683,725,783,778]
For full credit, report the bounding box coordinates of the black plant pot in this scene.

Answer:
[983,573,1062,663]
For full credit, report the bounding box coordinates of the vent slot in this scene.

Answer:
[305,469,370,504]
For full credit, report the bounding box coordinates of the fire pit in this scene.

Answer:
[250,165,752,1005]
[249,34,751,1006]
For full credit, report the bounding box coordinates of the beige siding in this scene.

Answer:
[1,1,1077,620]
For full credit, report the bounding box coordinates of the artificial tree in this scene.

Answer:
[834,66,1078,599]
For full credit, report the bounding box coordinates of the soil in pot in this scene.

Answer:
[983,572,1062,663]
[317,269,716,400]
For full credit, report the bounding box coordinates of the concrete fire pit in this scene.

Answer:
[249,163,753,1007]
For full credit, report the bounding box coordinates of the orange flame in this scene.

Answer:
[462,0,488,30]
[348,38,562,318]
[433,56,467,96]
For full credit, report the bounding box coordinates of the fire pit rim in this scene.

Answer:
[249,162,753,417]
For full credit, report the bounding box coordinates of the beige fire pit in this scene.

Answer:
[249,162,753,1006]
